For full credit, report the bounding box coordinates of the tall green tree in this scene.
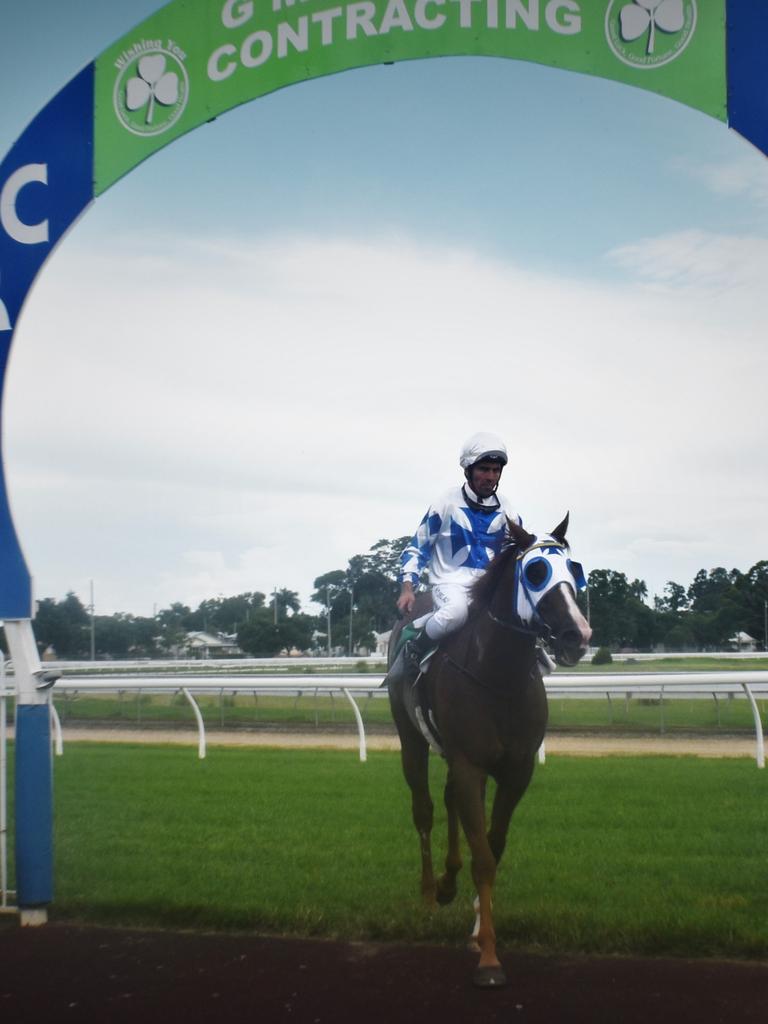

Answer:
[155,602,194,652]
[236,608,317,657]
[269,588,300,619]
[736,561,768,648]
[655,581,689,613]
[33,592,90,659]
[687,568,744,648]
[312,537,411,651]
[688,568,741,614]
[193,592,266,633]
[91,613,160,659]
[586,570,656,650]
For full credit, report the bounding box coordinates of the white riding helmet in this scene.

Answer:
[459,432,508,470]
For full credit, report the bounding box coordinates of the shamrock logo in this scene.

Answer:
[113,44,189,137]
[620,0,684,54]
[126,55,180,126]
[605,0,696,69]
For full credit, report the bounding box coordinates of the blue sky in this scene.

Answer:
[1,1,767,620]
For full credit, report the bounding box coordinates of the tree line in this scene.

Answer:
[587,563,768,651]
[4,539,766,659]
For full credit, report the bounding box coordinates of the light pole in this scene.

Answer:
[348,584,354,657]
[764,599,767,653]
[326,585,332,656]
[89,579,95,661]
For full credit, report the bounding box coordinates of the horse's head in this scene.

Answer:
[507,514,592,666]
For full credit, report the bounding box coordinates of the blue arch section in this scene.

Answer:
[726,0,768,159]
[0,66,94,617]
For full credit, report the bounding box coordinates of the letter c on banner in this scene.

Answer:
[0,163,50,245]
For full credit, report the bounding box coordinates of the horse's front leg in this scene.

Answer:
[487,754,536,867]
[436,769,463,905]
[453,758,506,988]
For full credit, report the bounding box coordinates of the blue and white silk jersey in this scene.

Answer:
[399,484,521,588]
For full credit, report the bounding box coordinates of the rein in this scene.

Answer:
[486,607,541,640]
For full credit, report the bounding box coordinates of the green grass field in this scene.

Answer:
[5,743,767,959]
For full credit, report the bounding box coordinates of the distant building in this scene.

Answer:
[373,629,391,659]
[183,631,242,659]
[729,631,757,652]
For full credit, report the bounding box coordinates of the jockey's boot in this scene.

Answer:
[401,625,436,681]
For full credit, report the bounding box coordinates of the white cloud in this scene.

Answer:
[607,229,768,293]
[674,155,768,207]
[4,228,767,614]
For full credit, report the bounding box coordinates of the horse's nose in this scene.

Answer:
[559,628,585,651]
[567,611,592,648]
[556,626,590,666]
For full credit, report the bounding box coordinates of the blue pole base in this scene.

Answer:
[15,704,53,907]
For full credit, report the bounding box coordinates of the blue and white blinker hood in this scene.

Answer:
[513,536,587,627]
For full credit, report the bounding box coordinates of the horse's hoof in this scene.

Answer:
[473,964,507,989]
[435,883,457,906]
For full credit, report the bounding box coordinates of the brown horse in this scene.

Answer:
[387,514,591,988]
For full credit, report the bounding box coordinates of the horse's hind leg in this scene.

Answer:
[435,769,462,905]
[396,721,437,906]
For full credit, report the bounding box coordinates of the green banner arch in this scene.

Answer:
[95,0,728,193]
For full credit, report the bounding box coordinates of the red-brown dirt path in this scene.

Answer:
[1,923,766,1024]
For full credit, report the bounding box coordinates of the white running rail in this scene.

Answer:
[10,669,765,767]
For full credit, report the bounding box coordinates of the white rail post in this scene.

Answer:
[740,681,765,769]
[341,688,367,762]
[49,701,63,757]
[181,688,206,759]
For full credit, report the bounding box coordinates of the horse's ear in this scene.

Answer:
[507,517,534,549]
[551,512,570,544]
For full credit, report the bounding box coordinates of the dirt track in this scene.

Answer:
[1,923,766,1024]
[54,725,760,759]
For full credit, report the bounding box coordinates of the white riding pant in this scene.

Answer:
[413,583,470,641]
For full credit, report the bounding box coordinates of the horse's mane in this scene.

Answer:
[470,542,520,611]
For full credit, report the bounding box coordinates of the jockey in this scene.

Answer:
[395,431,522,677]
